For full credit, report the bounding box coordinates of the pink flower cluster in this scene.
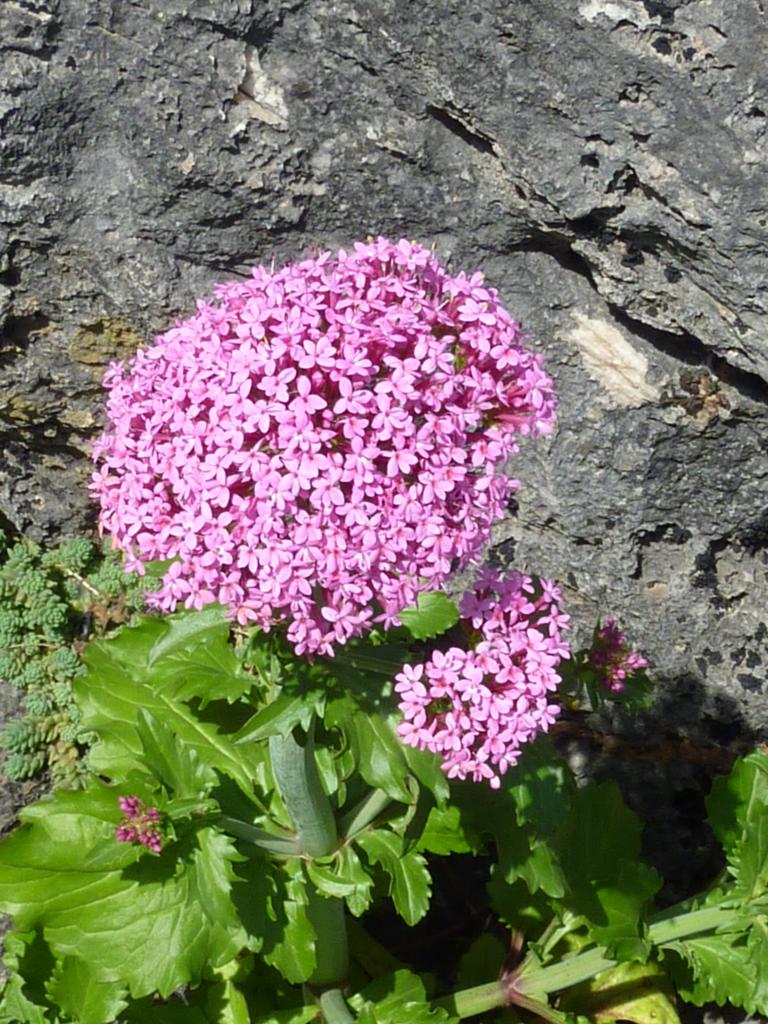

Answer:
[395,569,570,789]
[590,618,647,692]
[92,238,556,655]
[115,795,164,853]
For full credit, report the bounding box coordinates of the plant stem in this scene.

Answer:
[269,718,352,1011]
[438,900,739,1020]
[339,787,394,841]
[218,815,304,856]
[269,722,337,859]
[318,988,355,1024]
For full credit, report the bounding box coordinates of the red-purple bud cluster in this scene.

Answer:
[115,795,164,853]
[590,618,647,692]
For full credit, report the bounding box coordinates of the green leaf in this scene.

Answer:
[231,857,316,985]
[398,592,459,641]
[46,957,128,1024]
[351,969,457,1024]
[344,710,413,804]
[306,846,373,916]
[707,751,768,899]
[664,932,767,1013]
[560,959,680,1024]
[251,1010,317,1024]
[135,710,217,797]
[416,805,472,855]
[357,830,431,925]
[0,930,57,1024]
[233,692,322,745]
[554,783,661,957]
[456,933,506,989]
[0,783,247,998]
[77,624,257,797]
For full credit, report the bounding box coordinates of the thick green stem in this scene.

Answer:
[269,720,351,1012]
[438,901,739,1020]
[269,723,337,858]
[307,887,349,987]
[318,988,355,1024]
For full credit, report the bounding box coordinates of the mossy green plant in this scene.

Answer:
[0,529,159,787]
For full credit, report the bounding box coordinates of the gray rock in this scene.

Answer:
[1,0,766,738]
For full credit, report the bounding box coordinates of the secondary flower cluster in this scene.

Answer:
[91,238,556,655]
[395,569,570,789]
[115,796,164,853]
[590,618,647,692]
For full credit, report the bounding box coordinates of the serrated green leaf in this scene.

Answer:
[204,977,250,1024]
[135,709,217,797]
[76,631,256,796]
[664,932,766,1013]
[307,846,373,916]
[416,805,472,855]
[0,783,247,999]
[707,751,768,900]
[351,969,457,1024]
[0,930,57,1024]
[554,783,660,955]
[46,956,128,1024]
[560,959,679,1024]
[357,831,431,925]
[398,592,459,641]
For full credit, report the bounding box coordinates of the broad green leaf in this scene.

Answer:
[0,783,247,998]
[77,639,256,797]
[560,959,679,1024]
[401,742,450,805]
[357,830,431,925]
[46,956,128,1024]
[554,783,660,957]
[398,591,459,640]
[233,692,323,745]
[344,711,413,804]
[456,933,506,989]
[251,1010,317,1024]
[135,709,217,796]
[351,969,456,1024]
[416,805,472,855]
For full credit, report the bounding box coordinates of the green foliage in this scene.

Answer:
[0,599,766,1024]
[0,535,160,787]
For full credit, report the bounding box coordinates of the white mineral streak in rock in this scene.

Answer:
[230,46,289,132]
[566,312,661,407]
[577,0,659,27]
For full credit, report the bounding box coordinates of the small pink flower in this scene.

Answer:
[396,570,569,789]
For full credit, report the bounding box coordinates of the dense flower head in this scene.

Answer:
[92,238,556,655]
[590,618,647,692]
[395,569,570,789]
[115,795,164,853]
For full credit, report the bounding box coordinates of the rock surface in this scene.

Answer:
[1,0,767,743]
